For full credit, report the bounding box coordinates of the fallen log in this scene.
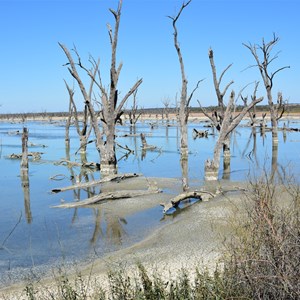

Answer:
[8,151,43,160]
[54,159,100,170]
[52,187,161,208]
[51,173,140,193]
[160,190,216,214]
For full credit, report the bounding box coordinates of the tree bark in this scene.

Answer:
[21,127,28,170]
[52,188,161,208]
[160,190,216,214]
[60,0,142,176]
[52,173,139,193]
[205,91,263,180]
[243,35,290,144]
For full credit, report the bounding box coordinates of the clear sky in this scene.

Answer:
[0,0,299,113]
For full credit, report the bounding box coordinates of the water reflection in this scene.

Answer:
[242,127,258,165]
[105,212,127,246]
[271,139,278,179]
[21,169,32,224]
[2,118,300,283]
[222,158,231,180]
[90,208,103,244]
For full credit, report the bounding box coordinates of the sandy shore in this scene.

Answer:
[0,177,247,298]
[1,110,300,124]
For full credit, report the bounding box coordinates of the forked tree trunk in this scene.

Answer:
[60,0,142,176]
[205,91,263,180]
[169,0,201,191]
[169,1,191,159]
[244,35,290,145]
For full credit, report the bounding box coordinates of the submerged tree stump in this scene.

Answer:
[21,128,28,171]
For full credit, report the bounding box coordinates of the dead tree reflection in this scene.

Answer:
[90,208,103,245]
[90,209,127,247]
[105,212,127,246]
[242,127,258,165]
[21,170,31,224]
[271,140,278,180]
[282,123,287,143]
[64,143,97,224]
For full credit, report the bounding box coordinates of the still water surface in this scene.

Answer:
[0,118,299,285]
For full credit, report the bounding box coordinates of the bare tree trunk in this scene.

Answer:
[65,94,73,148]
[20,127,31,223]
[60,0,142,176]
[169,1,190,159]
[244,34,290,144]
[180,156,189,192]
[205,91,263,180]
[64,81,93,159]
[21,127,28,171]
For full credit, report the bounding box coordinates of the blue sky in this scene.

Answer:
[0,0,299,113]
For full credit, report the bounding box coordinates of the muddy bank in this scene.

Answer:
[0,177,248,298]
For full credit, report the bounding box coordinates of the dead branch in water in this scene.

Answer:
[52,187,161,208]
[8,152,43,160]
[140,133,156,150]
[160,190,217,214]
[51,173,140,193]
[192,128,208,139]
[54,159,100,170]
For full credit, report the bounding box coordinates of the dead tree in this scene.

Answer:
[65,87,74,149]
[162,97,171,124]
[241,82,261,127]
[60,0,142,176]
[64,80,93,162]
[21,127,29,171]
[21,127,31,223]
[168,0,201,160]
[199,48,234,158]
[128,88,142,128]
[243,34,290,143]
[205,90,263,180]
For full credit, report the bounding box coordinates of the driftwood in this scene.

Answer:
[52,187,161,208]
[160,190,216,214]
[54,159,100,170]
[8,152,43,160]
[116,143,134,154]
[192,128,208,139]
[51,173,139,193]
[140,133,156,150]
[28,141,47,148]
[161,187,248,214]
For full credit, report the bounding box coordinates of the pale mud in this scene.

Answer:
[0,176,248,298]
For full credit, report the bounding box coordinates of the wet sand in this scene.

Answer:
[0,177,247,298]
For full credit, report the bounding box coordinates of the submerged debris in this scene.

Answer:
[7,152,44,160]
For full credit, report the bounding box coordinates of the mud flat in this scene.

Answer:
[0,178,248,298]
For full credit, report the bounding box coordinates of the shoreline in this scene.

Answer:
[0,179,248,298]
[1,111,300,123]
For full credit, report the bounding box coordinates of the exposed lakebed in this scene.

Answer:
[0,117,299,286]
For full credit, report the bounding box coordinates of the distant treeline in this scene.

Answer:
[1,104,300,120]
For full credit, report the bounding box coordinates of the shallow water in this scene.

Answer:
[0,118,299,286]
